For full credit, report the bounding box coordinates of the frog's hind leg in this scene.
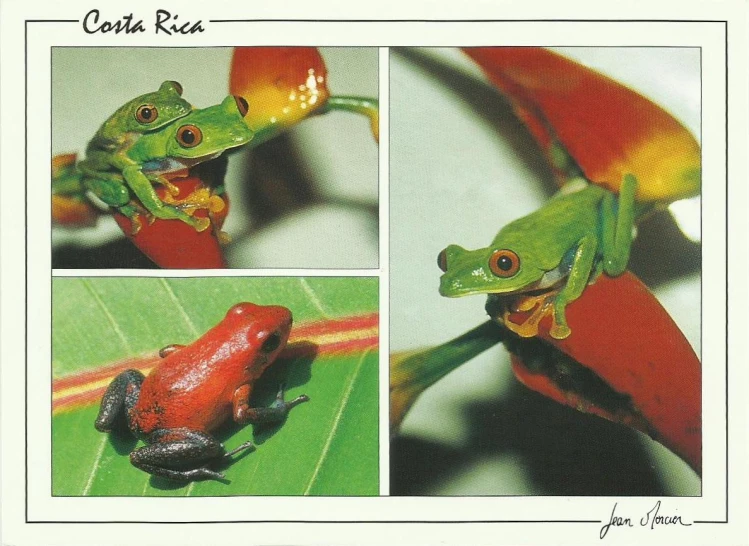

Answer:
[130,428,232,482]
[83,176,131,208]
[94,369,145,433]
[122,165,210,232]
[601,174,637,275]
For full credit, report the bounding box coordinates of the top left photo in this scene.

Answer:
[51,47,379,269]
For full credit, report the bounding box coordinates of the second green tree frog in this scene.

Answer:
[84,95,254,232]
[53,81,192,200]
[77,81,193,190]
[437,176,642,339]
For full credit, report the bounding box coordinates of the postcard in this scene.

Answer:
[1,0,747,544]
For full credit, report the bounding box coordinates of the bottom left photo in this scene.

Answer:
[51,276,379,497]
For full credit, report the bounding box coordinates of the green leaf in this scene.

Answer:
[52,277,379,496]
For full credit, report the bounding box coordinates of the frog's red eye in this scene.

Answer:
[135,104,158,124]
[176,124,202,148]
[171,81,184,96]
[489,249,520,277]
[437,249,448,272]
[260,332,281,353]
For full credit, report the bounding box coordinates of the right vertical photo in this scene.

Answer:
[389,48,701,496]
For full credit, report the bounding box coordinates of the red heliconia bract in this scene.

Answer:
[113,177,229,269]
[505,272,701,474]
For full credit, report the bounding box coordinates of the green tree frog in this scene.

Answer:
[76,81,193,191]
[84,95,253,232]
[437,176,641,340]
[53,81,192,200]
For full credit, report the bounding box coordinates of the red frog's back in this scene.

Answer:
[130,303,292,436]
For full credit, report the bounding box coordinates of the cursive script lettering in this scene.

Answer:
[600,501,692,539]
[155,10,204,35]
[600,503,633,539]
[82,10,204,35]
[640,500,692,530]
[83,10,146,34]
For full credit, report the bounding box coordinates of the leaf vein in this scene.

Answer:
[81,279,133,354]
[303,349,369,495]
[300,279,331,318]
[82,435,108,495]
[159,279,200,336]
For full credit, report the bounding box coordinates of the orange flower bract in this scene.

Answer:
[464,47,701,204]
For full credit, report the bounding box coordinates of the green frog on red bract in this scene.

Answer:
[95,303,308,482]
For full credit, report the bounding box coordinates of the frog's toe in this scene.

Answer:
[192,216,211,232]
[193,467,226,482]
[502,312,542,338]
[549,322,572,340]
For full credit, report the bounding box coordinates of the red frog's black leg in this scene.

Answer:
[234,383,310,425]
[94,369,145,433]
[130,428,254,482]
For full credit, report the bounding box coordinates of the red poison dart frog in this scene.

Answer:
[94,303,309,482]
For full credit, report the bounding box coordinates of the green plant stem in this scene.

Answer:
[390,320,505,433]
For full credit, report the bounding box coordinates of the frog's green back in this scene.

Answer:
[88,81,192,150]
[492,185,605,272]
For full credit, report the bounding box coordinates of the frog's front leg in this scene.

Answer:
[549,234,599,339]
[110,150,180,196]
[94,369,145,433]
[130,428,252,482]
[158,344,186,358]
[232,384,310,425]
[121,165,210,232]
[601,174,637,275]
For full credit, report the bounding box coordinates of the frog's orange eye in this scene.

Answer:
[437,249,448,272]
[176,125,202,148]
[135,104,158,124]
[489,249,520,278]
[260,332,281,353]
[171,81,184,96]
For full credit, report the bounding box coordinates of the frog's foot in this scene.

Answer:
[548,320,571,340]
[145,204,211,232]
[270,384,310,413]
[502,290,571,340]
[240,384,310,425]
[162,187,226,216]
[223,440,256,459]
[216,229,232,245]
[116,203,149,235]
[134,462,227,482]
